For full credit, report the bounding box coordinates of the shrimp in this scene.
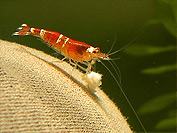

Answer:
[12,24,109,72]
[12,24,146,132]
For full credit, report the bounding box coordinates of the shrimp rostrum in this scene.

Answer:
[12,24,110,72]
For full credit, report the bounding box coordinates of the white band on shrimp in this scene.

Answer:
[56,34,63,43]
[30,28,35,33]
[62,38,69,47]
[86,47,97,53]
[40,29,46,38]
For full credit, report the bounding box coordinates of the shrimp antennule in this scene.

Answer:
[108,36,139,56]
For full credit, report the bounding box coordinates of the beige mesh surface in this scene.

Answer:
[0,39,132,132]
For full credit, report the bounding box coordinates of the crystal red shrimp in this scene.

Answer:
[12,24,147,132]
[12,24,110,71]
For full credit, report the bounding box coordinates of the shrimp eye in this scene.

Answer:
[93,51,97,53]
[96,47,100,51]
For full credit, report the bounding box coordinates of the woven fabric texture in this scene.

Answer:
[0,39,132,132]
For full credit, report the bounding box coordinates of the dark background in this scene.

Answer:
[0,0,176,132]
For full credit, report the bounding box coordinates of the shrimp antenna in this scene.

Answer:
[109,57,121,61]
[107,34,117,54]
[108,60,122,84]
[108,36,139,56]
[99,60,147,132]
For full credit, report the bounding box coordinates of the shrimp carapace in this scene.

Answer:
[12,24,110,67]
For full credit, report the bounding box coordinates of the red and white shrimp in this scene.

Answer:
[12,24,146,132]
[12,24,110,72]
